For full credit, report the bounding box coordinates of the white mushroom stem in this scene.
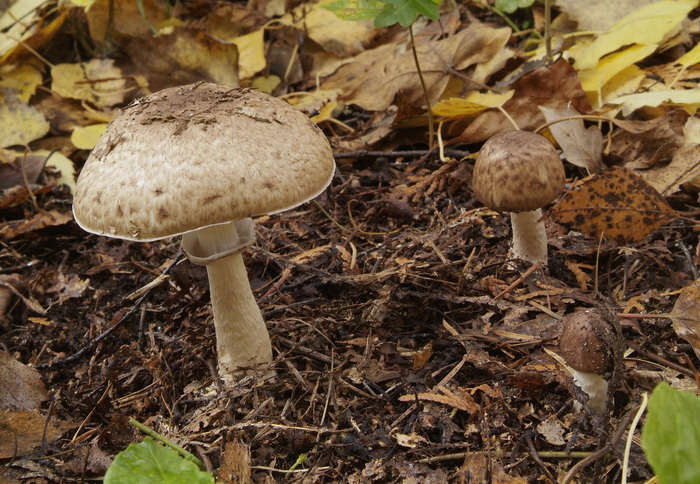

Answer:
[510,209,548,265]
[571,369,609,413]
[183,222,273,380]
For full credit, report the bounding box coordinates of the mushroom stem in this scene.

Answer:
[510,209,548,265]
[571,369,608,413]
[190,223,273,379]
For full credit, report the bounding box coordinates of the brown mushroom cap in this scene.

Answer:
[558,309,614,374]
[472,130,564,212]
[73,82,335,241]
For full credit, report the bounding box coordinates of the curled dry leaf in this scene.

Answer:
[669,280,700,360]
[551,166,676,245]
[539,105,602,173]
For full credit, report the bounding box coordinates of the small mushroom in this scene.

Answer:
[558,309,618,413]
[73,82,335,381]
[472,130,564,265]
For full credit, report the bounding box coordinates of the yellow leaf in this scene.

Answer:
[677,42,700,68]
[311,100,340,124]
[68,0,96,9]
[51,59,125,107]
[0,64,43,102]
[609,88,700,116]
[39,150,76,192]
[251,75,281,94]
[71,124,108,150]
[574,0,697,70]
[432,90,514,119]
[578,44,657,93]
[600,65,645,107]
[0,89,49,147]
[232,30,266,80]
[283,2,376,57]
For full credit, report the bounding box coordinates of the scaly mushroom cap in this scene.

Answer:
[73,82,335,241]
[472,130,564,212]
[558,309,614,374]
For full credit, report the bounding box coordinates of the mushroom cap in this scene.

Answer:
[73,82,336,241]
[558,309,613,374]
[472,130,564,212]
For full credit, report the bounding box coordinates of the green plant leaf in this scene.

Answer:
[104,437,215,484]
[494,0,535,14]
[642,383,700,484]
[322,0,385,22]
[374,0,440,27]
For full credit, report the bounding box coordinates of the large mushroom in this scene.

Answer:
[73,82,335,381]
[472,130,565,265]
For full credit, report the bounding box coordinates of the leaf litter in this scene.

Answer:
[0,0,699,482]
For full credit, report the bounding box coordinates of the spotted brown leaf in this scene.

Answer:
[551,166,676,244]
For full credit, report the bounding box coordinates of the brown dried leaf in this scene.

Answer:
[551,167,676,244]
[670,280,700,360]
[0,210,72,241]
[0,351,47,410]
[0,409,68,459]
[457,59,592,143]
[398,386,480,413]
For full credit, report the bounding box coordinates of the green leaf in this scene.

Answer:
[323,0,385,22]
[374,0,440,27]
[494,0,535,14]
[104,438,215,484]
[642,383,700,484]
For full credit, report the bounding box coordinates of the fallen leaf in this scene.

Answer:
[123,28,239,91]
[610,88,700,116]
[395,432,428,448]
[539,105,602,173]
[51,59,126,107]
[577,44,657,109]
[231,29,266,80]
[457,59,592,143]
[572,0,696,70]
[0,149,48,189]
[42,150,77,192]
[286,3,377,57]
[0,63,44,102]
[0,89,50,148]
[71,124,108,150]
[669,280,700,360]
[536,418,567,446]
[398,385,480,413]
[323,23,510,111]
[0,210,73,242]
[0,409,70,459]
[0,351,47,410]
[551,167,677,245]
[432,90,514,119]
[556,0,659,31]
[0,2,67,65]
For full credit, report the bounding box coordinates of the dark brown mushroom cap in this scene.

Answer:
[73,82,335,241]
[472,130,565,212]
[558,309,614,374]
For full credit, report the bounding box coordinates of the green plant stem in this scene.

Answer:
[409,25,434,150]
[544,0,552,64]
[129,418,205,469]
